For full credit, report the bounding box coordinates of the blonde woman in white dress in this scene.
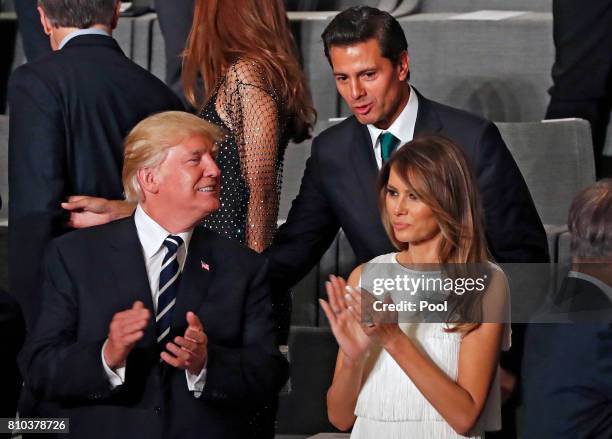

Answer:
[320,135,511,439]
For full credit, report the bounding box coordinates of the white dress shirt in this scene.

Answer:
[102,205,207,396]
[59,28,111,50]
[367,85,419,169]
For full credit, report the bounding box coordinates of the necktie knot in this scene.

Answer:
[380,132,400,162]
[163,235,184,256]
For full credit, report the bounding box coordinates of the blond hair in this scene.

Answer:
[122,111,223,201]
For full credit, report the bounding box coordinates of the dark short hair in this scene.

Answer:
[38,0,117,28]
[568,179,612,260]
[322,6,409,71]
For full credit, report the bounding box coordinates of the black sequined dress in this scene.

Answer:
[199,59,288,253]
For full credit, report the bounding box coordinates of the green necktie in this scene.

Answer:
[380,132,400,162]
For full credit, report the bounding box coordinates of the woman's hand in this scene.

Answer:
[62,195,135,228]
[346,288,405,350]
[319,275,373,363]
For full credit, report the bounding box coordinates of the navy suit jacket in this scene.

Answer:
[19,218,288,439]
[522,276,612,438]
[8,35,183,327]
[266,90,549,293]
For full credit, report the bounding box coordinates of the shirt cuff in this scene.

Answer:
[185,361,207,398]
[101,339,126,389]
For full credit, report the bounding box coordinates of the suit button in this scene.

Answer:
[154,407,161,414]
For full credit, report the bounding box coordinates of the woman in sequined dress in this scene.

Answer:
[182,0,316,254]
[181,1,315,438]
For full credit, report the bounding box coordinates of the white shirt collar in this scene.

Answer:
[367,85,419,168]
[59,28,111,50]
[134,205,193,260]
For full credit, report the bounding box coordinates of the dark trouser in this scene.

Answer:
[546,0,612,178]
[0,289,26,439]
[153,0,195,109]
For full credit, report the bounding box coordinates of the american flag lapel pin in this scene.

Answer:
[201,260,210,271]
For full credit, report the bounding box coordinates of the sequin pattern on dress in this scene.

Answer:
[199,58,288,253]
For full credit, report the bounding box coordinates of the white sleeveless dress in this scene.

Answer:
[351,253,511,439]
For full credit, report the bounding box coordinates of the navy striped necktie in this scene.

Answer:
[156,235,184,345]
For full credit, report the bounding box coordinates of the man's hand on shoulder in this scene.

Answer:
[161,312,208,375]
[62,195,136,228]
[103,301,150,370]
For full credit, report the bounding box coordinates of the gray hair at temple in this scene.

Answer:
[568,179,612,261]
[38,0,118,28]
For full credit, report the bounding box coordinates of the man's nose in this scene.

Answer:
[349,79,365,100]
[202,154,220,177]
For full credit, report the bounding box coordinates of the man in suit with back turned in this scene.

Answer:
[522,179,612,438]
[19,111,288,439]
[264,6,549,436]
[8,0,183,329]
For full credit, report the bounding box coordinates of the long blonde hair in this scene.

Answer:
[377,135,491,333]
[182,0,316,142]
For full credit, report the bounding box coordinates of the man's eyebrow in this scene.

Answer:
[333,66,377,76]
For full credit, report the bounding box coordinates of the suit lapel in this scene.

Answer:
[349,120,380,210]
[108,217,156,345]
[413,88,443,137]
[170,226,213,337]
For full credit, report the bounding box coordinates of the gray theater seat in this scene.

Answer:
[380,12,554,123]
[497,119,595,225]
[497,118,595,260]
[150,17,166,82]
[131,13,158,71]
[276,326,339,436]
[113,14,134,58]
[286,1,392,11]
[415,0,551,14]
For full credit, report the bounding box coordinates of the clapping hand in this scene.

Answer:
[340,285,404,349]
[103,301,150,370]
[160,312,208,375]
[319,275,373,362]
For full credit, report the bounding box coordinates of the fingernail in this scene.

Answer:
[345,293,352,301]
[345,285,353,292]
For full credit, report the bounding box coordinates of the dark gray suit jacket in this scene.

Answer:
[267,90,549,293]
[8,35,183,327]
[20,218,288,439]
[522,276,612,438]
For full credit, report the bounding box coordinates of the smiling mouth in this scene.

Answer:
[197,185,216,193]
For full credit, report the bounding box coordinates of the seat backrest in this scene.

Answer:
[417,0,551,13]
[496,119,596,226]
[285,0,385,11]
[276,326,340,435]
